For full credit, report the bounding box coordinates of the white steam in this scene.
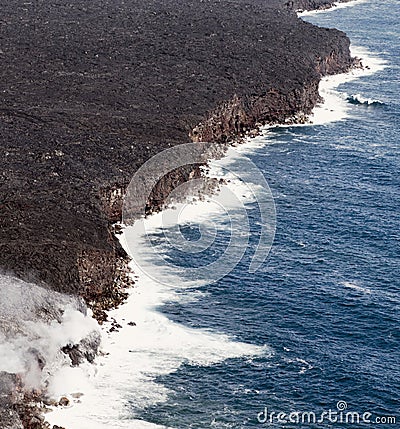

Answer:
[0,274,100,394]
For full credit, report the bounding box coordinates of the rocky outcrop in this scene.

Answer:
[100,185,126,224]
[0,373,24,429]
[189,83,321,144]
[190,44,353,146]
[0,373,50,429]
[285,0,353,12]
[62,333,101,366]
[77,247,132,322]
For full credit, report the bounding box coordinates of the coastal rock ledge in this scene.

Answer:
[0,0,355,427]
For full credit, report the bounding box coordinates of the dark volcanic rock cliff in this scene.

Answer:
[0,0,353,308]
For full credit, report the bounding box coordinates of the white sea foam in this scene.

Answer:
[307,45,386,126]
[297,1,388,126]
[342,281,372,294]
[46,279,269,428]
[231,47,386,134]
[345,93,385,106]
[46,189,270,428]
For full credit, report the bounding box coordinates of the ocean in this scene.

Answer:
[47,0,399,427]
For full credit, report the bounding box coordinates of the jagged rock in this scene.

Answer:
[29,415,45,428]
[61,331,101,366]
[111,319,123,329]
[58,397,69,407]
[42,398,59,407]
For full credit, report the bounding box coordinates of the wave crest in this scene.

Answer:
[346,93,385,107]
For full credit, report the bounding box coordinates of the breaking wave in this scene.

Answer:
[346,93,386,106]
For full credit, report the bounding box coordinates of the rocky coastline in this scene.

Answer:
[0,0,359,427]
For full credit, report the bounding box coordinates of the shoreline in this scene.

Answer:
[298,0,369,15]
[0,0,355,335]
[44,37,385,429]
[0,0,380,428]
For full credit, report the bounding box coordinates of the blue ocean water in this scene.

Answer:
[134,1,399,427]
